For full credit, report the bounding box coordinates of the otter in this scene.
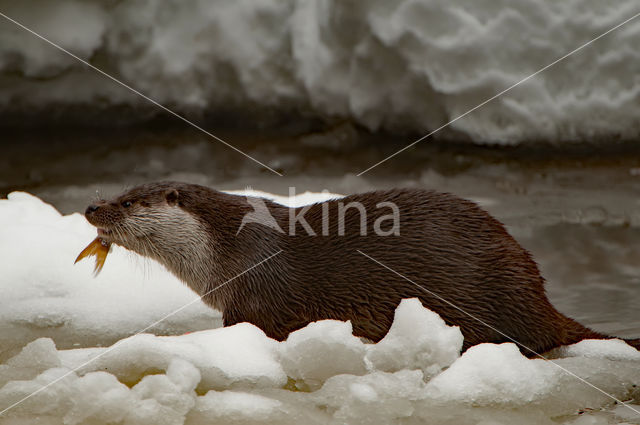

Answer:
[84,182,639,355]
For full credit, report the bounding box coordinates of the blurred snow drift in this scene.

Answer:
[1,191,640,424]
[1,0,640,143]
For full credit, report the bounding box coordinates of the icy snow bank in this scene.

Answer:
[1,0,640,143]
[366,296,463,378]
[1,301,639,424]
[56,325,287,392]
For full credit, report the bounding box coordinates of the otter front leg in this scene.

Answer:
[222,307,244,328]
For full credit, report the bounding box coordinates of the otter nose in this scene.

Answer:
[85,204,100,215]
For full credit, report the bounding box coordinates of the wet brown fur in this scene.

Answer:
[85,182,640,355]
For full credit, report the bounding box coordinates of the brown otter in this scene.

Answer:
[83,181,639,355]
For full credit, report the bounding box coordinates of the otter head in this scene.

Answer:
[84,184,211,287]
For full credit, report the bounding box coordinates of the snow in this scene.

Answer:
[57,326,286,392]
[425,343,559,405]
[1,191,640,424]
[225,188,342,207]
[191,391,283,420]
[280,320,367,390]
[2,1,640,143]
[553,338,640,362]
[365,298,463,378]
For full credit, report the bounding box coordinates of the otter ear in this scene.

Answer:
[165,189,179,206]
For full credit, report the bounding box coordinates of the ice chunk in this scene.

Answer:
[425,343,559,405]
[425,342,640,418]
[166,358,201,393]
[279,320,367,390]
[315,370,425,423]
[127,373,195,424]
[64,372,134,425]
[59,325,286,391]
[187,391,284,424]
[0,338,61,387]
[554,338,640,362]
[0,367,78,418]
[366,298,463,377]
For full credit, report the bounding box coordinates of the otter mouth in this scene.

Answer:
[95,226,139,248]
[96,227,113,239]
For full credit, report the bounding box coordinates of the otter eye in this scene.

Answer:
[121,200,133,208]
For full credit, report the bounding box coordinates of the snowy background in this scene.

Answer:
[1,0,640,143]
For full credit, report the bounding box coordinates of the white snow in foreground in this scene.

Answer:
[1,192,639,425]
[2,0,640,143]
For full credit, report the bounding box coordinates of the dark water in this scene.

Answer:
[3,126,640,339]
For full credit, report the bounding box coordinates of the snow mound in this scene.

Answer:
[2,1,640,143]
[424,342,640,419]
[366,298,463,378]
[3,326,639,424]
[554,338,640,361]
[57,325,286,392]
[280,320,367,390]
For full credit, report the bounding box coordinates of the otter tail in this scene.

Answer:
[623,338,640,350]
[560,316,640,351]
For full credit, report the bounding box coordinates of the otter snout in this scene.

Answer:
[85,204,100,215]
[84,200,123,231]
[85,200,108,219]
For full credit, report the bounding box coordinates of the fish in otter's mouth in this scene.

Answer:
[75,203,120,275]
[74,236,111,275]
